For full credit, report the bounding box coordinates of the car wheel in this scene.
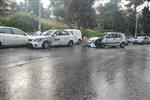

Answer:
[68,41,73,47]
[100,43,105,48]
[42,41,50,49]
[77,39,82,45]
[120,42,126,48]
[0,42,2,46]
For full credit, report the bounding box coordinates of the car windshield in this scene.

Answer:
[137,36,144,39]
[99,33,107,38]
[41,30,53,36]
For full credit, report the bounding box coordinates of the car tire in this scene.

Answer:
[77,39,82,45]
[120,42,126,48]
[100,43,105,48]
[42,41,50,49]
[68,41,73,47]
[0,42,2,46]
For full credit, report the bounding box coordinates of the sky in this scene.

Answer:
[16,0,149,10]
[16,0,50,8]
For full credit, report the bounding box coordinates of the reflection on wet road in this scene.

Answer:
[0,45,150,100]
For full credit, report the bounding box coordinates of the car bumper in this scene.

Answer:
[26,41,43,48]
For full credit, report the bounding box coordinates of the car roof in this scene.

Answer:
[0,26,21,30]
[65,29,80,31]
[0,26,12,28]
[45,29,66,31]
[137,36,145,38]
[105,32,123,35]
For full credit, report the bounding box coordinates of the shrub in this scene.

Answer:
[41,20,69,31]
[82,29,102,37]
[0,13,69,32]
[0,16,10,26]
[147,33,150,36]
[8,13,39,32]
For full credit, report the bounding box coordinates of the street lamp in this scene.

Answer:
[135,13,138,38]
[38,0,41,31]
[135,0,150,38]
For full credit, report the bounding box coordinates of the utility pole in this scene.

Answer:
[135,13,138,38]
[134,0,137,38]
[38,0,41,31]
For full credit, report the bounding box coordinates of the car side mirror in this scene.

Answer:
[52,34,56,37]
[24,33,27,36]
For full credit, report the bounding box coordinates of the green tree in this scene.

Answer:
[49,0,96,29]
[0,0,6,16]
[141,7,150,35]
[99,0,125,31]
[24,0,44,16]
[52,1,65,20]
[126,0,144,34]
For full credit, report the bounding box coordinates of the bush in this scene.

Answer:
[0,16,10,26]
[146,33,150,36]
[41,20,69,31]
[8,13,39,32]
[82,29,102,37]
[0,13,69,32]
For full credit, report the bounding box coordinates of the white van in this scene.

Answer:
[27,29,76,48]
[65,29,82,44]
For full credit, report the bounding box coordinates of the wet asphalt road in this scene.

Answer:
[0,45,150,100]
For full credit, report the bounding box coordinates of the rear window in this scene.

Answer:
[12,28,25,35]
[0,28,11,34]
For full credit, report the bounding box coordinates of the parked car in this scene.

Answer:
[94,32,128,48]
[27,29,76,49]
[128,37,136,43]
[65,29,82,44]
[133,36,150,45]
[0,26,28,46]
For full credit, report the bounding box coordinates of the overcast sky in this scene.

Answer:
[16,0,149,11]
[16,0,50,8]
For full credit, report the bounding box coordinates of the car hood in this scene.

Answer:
[89,37,99,41]
[28,36,50,39]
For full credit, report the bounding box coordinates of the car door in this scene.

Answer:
[144,36,149,44]
[11,28,27,45]
[69,30,77,43]
[114,33,122,44]
[61,31,72,45]
[106,33,116,45]
[51,30,63,45]
[0,28,15,45]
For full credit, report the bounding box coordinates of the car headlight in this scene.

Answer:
[34,38,42,42]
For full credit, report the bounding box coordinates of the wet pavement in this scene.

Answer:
[0,45,150,100]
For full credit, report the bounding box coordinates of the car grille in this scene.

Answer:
[28,39,33,42]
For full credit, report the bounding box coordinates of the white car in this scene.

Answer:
[65,29,82,44]
[0,26,28,46]
[133,36,150,44]
[128,37,136,43]
[94,32,128,48]
[27,29,76,48]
